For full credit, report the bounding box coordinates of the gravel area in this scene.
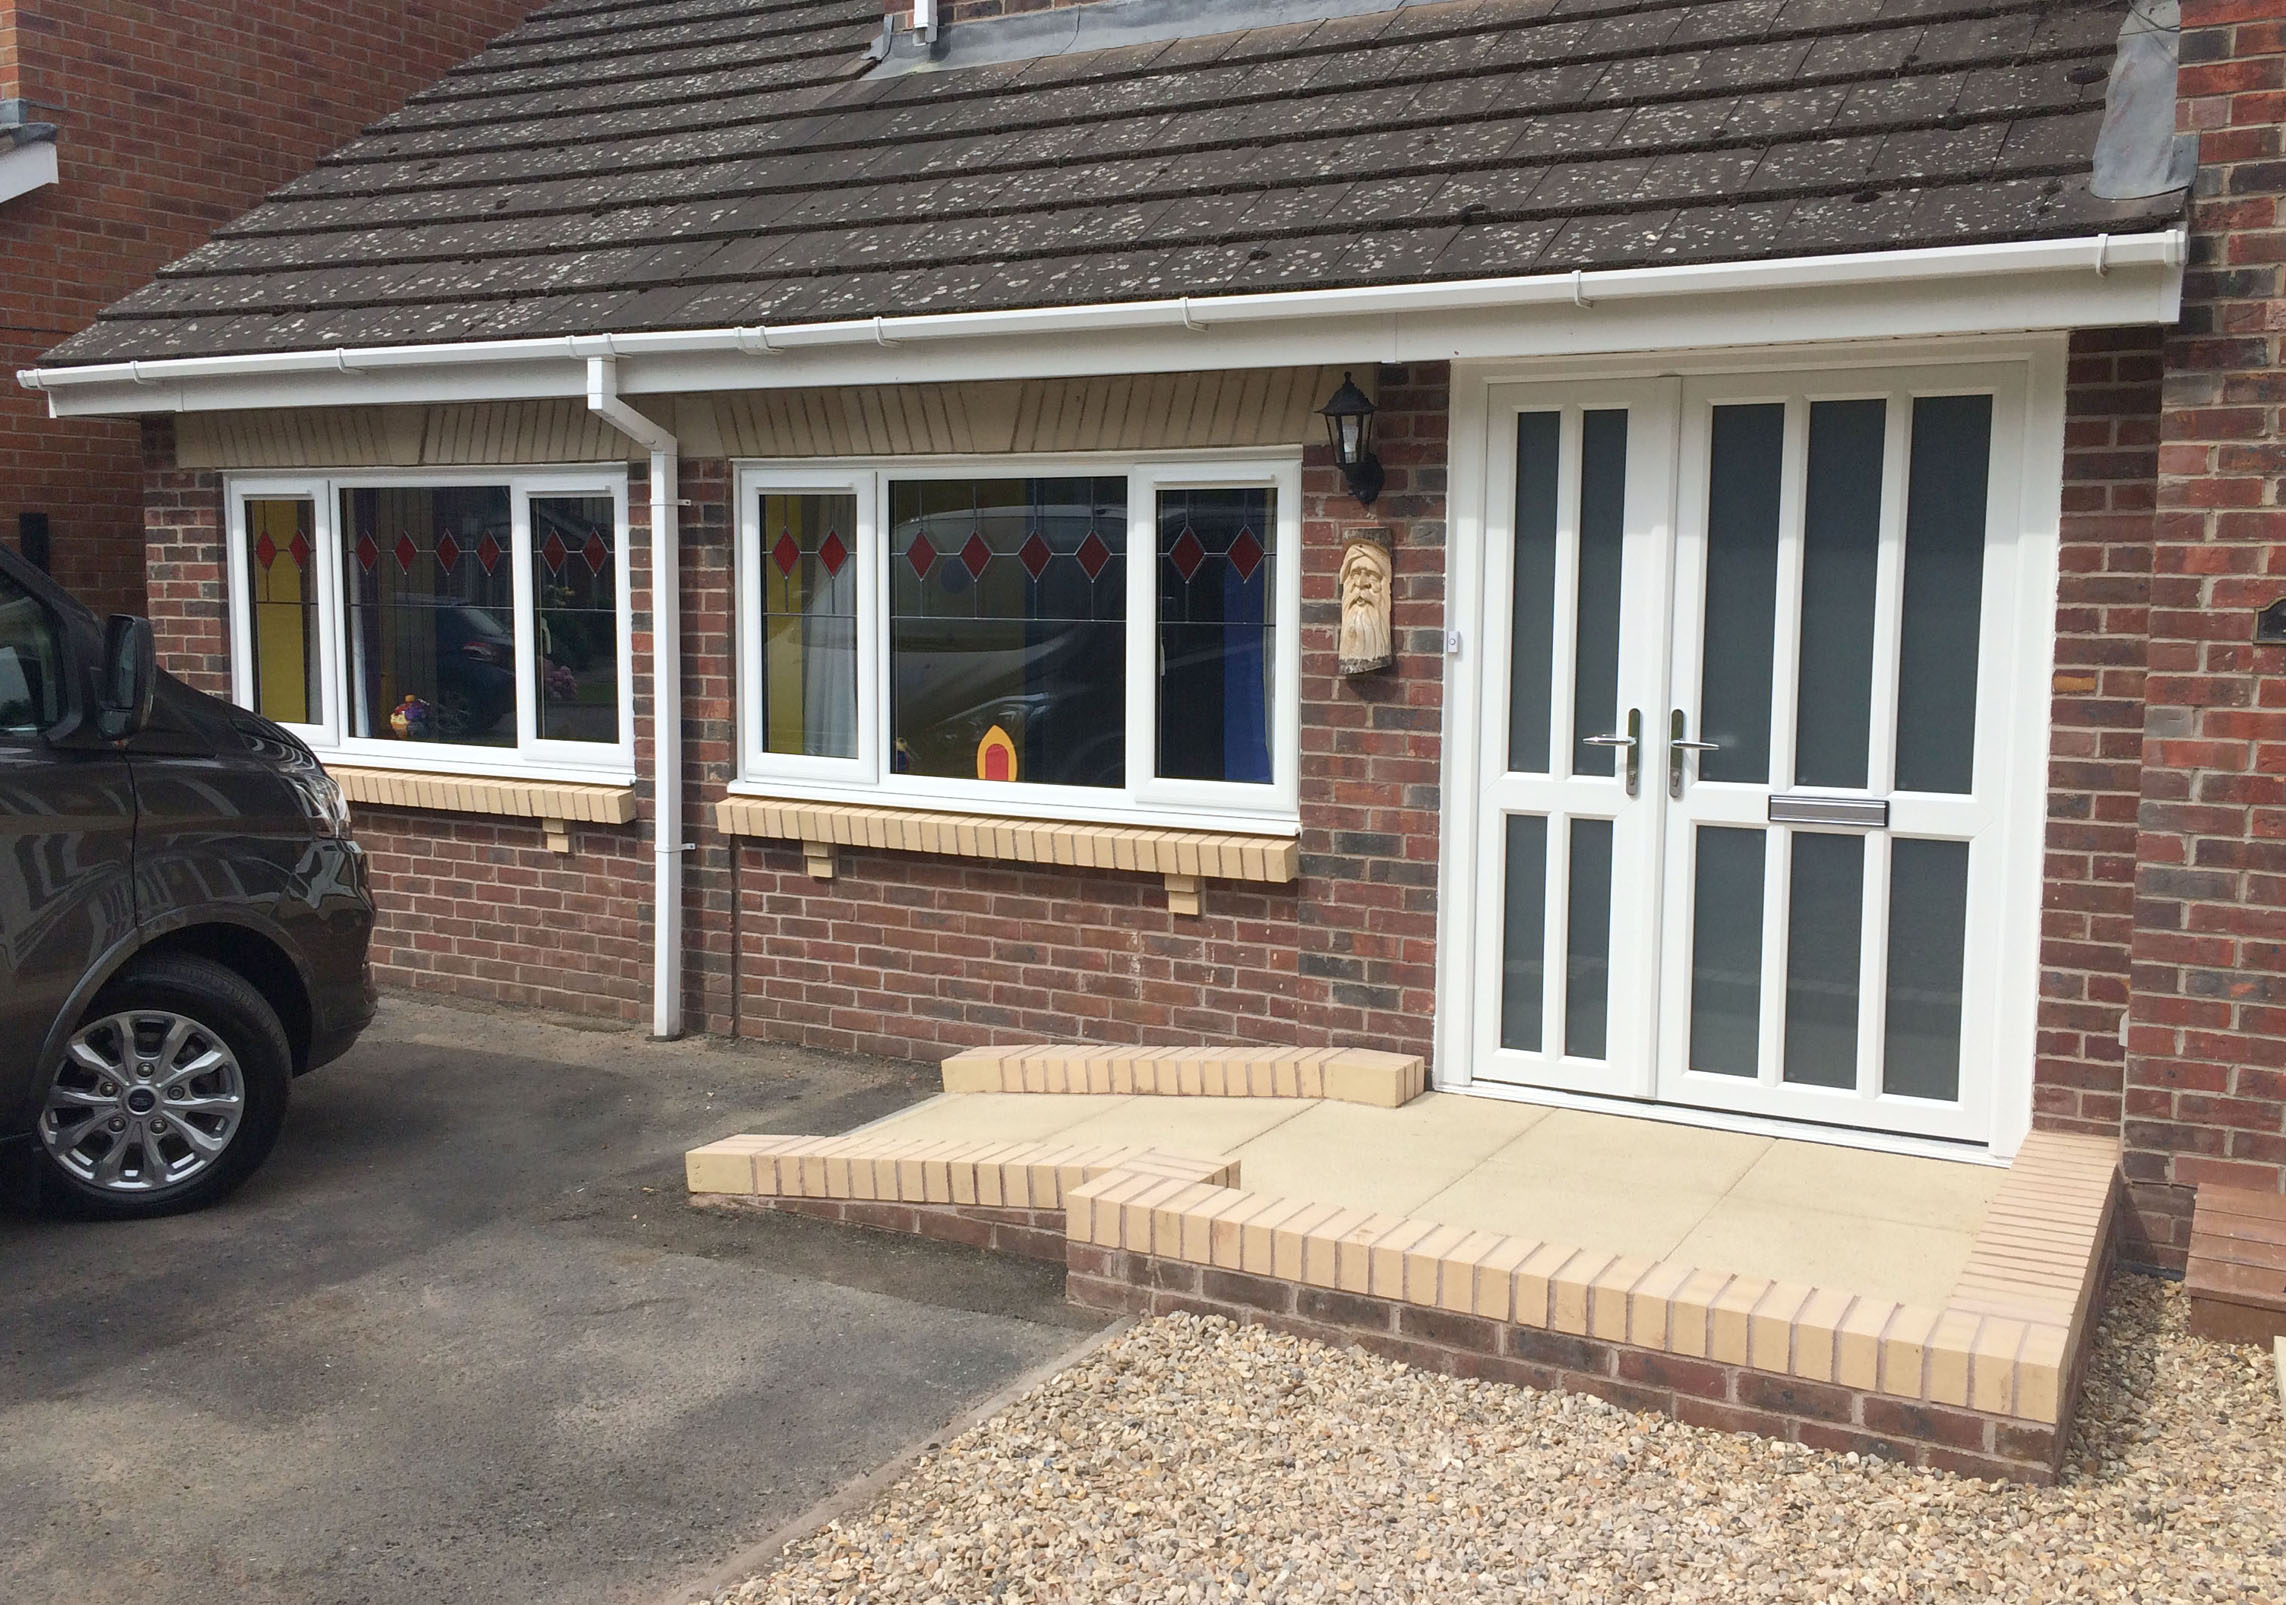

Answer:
[708,1277,2284,1603]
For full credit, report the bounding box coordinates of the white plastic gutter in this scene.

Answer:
[18,231,2187,398]
[583,355,684,1042]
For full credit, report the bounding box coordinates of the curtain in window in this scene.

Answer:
[758,492,859,759]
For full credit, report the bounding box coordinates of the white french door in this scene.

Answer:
[1464,362,2040,1144]
[1470,380,1679,1097]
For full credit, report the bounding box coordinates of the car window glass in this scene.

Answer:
[0,570,65,737]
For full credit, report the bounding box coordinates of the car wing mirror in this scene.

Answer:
[97,614,155,740]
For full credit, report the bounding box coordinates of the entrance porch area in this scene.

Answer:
[686,1049,2118,1483]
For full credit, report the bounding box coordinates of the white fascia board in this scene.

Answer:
[24,230,2185,418]
[0,138,59,207]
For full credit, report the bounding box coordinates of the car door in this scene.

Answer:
[0,557,137,1143]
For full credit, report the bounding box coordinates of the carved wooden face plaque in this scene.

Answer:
[1337,526,1394,676]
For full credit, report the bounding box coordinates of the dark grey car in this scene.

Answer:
[0,546,376,1218]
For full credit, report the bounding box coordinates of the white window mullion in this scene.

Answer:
[510,485,539,751]
[223,489,254,714]
[1856,827,1893,1101]
[1125,467,1157,811]
[855,470,882,787]
[313,481,343,746]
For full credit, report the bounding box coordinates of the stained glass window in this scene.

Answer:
[886,477,1127,787]
[532,495,619,745]
[758,492,858,759]
[245,497,318,727]
[342,486,517,747]
[1156,486,1274,785]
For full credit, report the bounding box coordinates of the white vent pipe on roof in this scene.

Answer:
[584,356,684,1042]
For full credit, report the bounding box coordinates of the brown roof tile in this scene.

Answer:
[47,0,2183,367]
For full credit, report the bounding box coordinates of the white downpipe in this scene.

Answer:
[584,356,684,1041]
[19,230,2187,397]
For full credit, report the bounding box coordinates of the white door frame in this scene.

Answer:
[1434,335,2067,1160]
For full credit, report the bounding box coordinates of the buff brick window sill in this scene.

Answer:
[714,796,1299,915]
[327,764,637,854]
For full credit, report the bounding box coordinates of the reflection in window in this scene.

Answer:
[1157,487,1274,785]
[0,570,63,735]
[1700,403,1784,784]
[758,492,857,759]
[532,496,619,745]
[1571,410,1628,777]
[1508,412,1559,775]
[245,498,319,727]
[1895,395,1992,795]
[887,477,1126,788]
[1794,400,1885,789]
[342,486,517,748]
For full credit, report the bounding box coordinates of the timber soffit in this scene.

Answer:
[41,0,2183,369]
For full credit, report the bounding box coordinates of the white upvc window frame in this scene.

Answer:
[222,466,636,782]
[738,465,881,789]
[731,451,1303,831]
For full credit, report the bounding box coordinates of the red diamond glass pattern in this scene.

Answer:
[771,531,800,577]
[1075,529,1111,581]
[477,533,502,574]
[818,529,848,577]
[393,534,417,573]
[356,534,378,572]
[542,531,569,573]
[435,532,461,573]
[1167,525,1206,583]
[1017,531,1052,581]
[583,533,609,574]
[1226,526,1264,583]
[906,533,937,578]
[958,532,992,580]
[253,533,277,570]
[287,533,310,570]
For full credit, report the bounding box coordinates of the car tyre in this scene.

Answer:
[36,955,291,1220]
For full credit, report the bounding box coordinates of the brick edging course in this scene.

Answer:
[1066,1244,2061,1485]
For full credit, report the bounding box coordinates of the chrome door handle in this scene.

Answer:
[1668,710,1719,799]
[1582,708,1641,796]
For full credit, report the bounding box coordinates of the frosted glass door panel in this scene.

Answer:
[1697,405,1783,785]
[1794,401,1885,789]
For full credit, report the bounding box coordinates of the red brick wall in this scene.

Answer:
[695,363,1450,1064]
[2122,0,2286,1269]
[2034,329,2160,1142]
[1,0,540,620]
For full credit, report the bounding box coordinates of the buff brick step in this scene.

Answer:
[681,1126,2118,1482]
[685,1132,1238,1207]
[939,1044,1426,1107]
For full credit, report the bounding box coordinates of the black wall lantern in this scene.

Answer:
[1319,371,1383,508]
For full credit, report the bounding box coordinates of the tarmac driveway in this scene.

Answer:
[0,999,1101,1605]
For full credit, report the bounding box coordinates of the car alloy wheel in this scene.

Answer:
[38,1009,247,1195]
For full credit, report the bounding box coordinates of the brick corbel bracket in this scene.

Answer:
[715,797,1298,916]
